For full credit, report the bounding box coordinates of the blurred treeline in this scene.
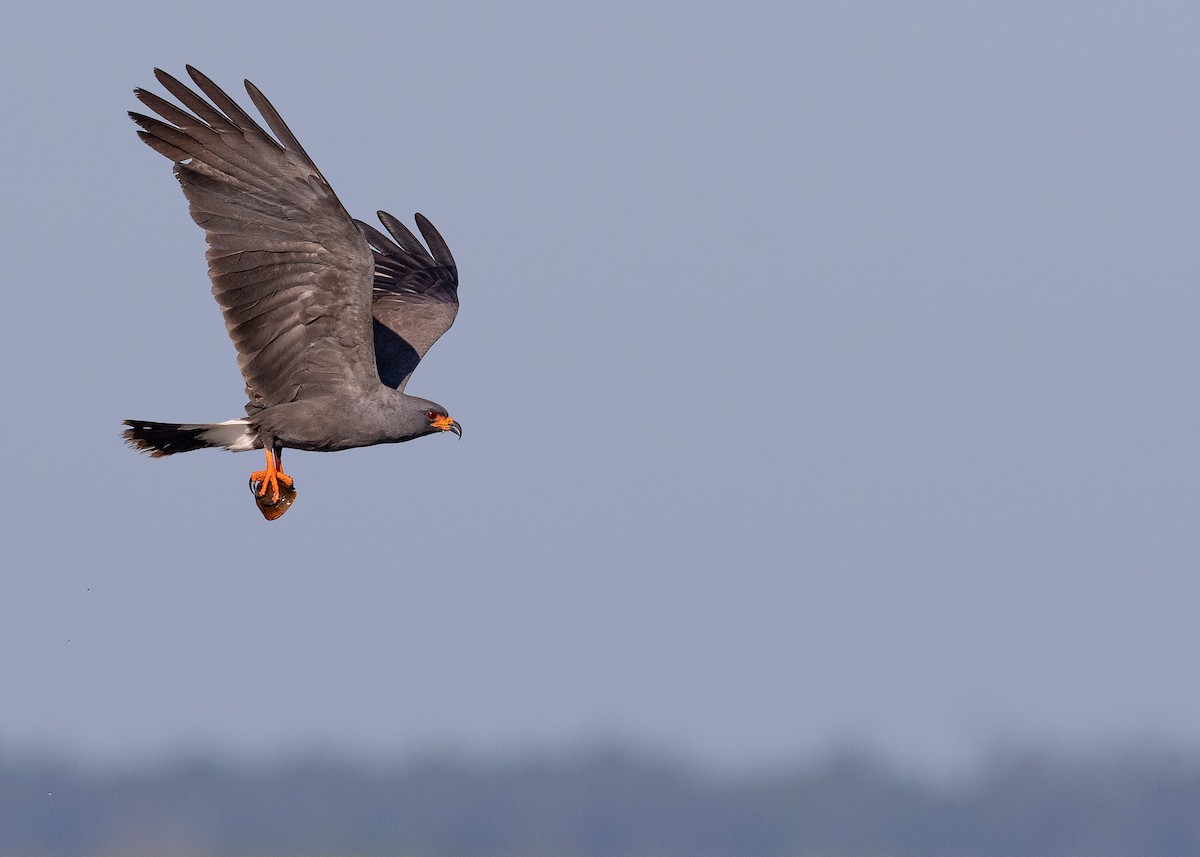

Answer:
[2,743,1199,856]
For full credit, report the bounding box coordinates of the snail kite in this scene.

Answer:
[123,67,462,520]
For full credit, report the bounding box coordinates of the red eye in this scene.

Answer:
[426,410,439,421]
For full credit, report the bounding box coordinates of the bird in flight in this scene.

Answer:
[123,67,462,520]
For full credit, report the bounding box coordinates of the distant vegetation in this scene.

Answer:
[2,743,1199,856]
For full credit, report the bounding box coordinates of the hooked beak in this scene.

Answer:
[431,414,462,439]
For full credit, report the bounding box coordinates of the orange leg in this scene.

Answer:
[249,447,294,502]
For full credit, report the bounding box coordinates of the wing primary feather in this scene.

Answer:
[131,111,269,185]
[243,80,323,175]
[135,88,204,130]
[377,210,435,263]
[184,66,283,153]
[136,130,191,162]
[240,78,358,226]
[128,111,203,157]
[152,68,240,133]
[356,220,405,256]
[135,89,279,189]
[414,213,456,269]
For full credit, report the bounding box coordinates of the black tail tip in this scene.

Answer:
[122,419,206,457]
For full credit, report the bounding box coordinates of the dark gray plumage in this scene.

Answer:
[123,67,462,519]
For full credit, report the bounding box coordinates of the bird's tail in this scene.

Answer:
[122,419,257,457]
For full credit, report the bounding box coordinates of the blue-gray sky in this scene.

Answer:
[2,1,1199,773]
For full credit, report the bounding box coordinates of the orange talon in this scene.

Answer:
[249,448,287,499]
[248,448,297,520]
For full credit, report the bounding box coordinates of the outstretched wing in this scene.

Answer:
[130,66,378,411]
[357,211,459,391]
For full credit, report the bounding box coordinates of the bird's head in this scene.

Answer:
[425,407,463,438]
[409,398,462,440]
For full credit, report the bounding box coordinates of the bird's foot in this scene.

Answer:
[249,468,294,502]
[248,450,296,521]
[249,471,296,521]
